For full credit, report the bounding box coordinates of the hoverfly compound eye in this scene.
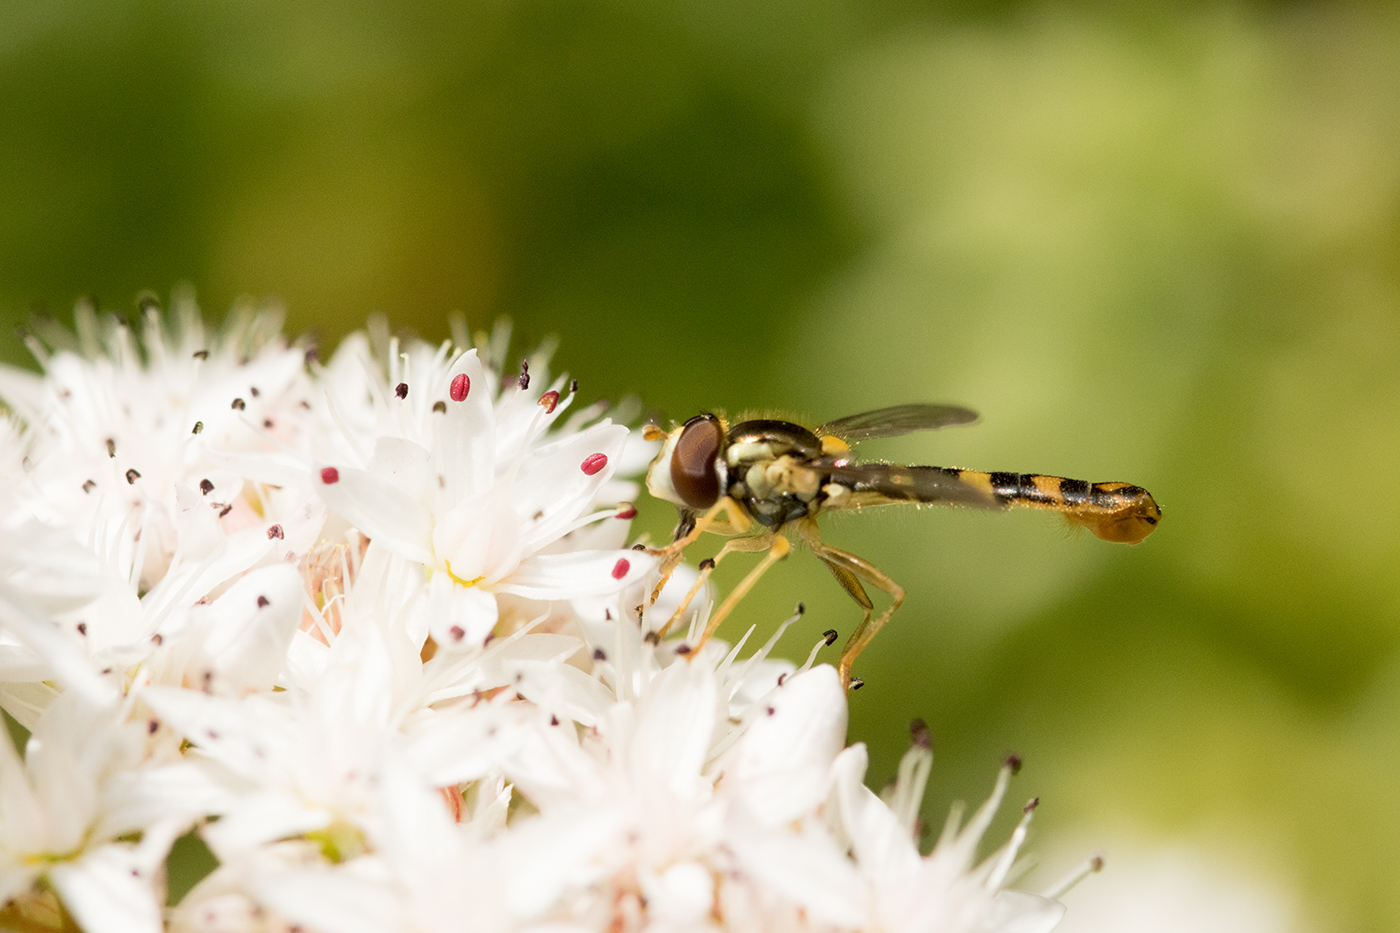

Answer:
[671,414,723,509]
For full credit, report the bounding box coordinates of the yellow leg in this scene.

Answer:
[647,497,752,605]
[656,533,773,638]
[795,518,904,689]
[691,532,789,655]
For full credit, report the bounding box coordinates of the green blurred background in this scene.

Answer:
[2,2,1397,929]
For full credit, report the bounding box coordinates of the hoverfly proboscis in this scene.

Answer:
[641,404,1161,689]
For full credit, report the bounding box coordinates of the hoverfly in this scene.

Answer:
[642,404,1161,688]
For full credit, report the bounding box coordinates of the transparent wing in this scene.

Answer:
[818,404,979,442]
[819,460,1000,509]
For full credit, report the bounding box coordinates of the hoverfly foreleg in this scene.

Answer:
[647,497,753,606]
[794,518,904,689]
[656,532,772,640]
[690,531,789,655]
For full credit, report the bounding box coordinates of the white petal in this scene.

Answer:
[50,844,164,933]
[201,563,304,694]
[315,464,434,565]
[497,549,656,600]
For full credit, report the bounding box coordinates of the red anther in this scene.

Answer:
[611,558,630,580]
[257,595,270,608]
[538,390,560,413]
[320,467,340,485]
[267,524,285,540]
[449,373,470,401]
[581,453,608,475]
[615,505,637,519]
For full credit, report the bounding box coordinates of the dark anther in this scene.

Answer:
[77,622,87,635]
[192,421,204,434]
[200,478,214,495]
[570,378,578,393]
[148,720,159,734]
[795,602,805,615]
[822,629,838,646]
[550,715,560,726]
[1024,797,1039,813]
[910,719,932,749]
[256,595,270,608]
[267,524,284,540]
[263,419,274,429]
[698,558,716,572]
[192,349,209,360]
[1005,753,1023,776]
[231,398,246,411]
[395,382,408,399]
[644,631,660,645]
[250,386,260,397]
[305,346,319,365]
[518,359,530,391]
[219,504,233,518]
[675,644,692,656]
[849,677,864,690]
[82,479,96,493]
[777,673,787,686]
[1090,856,1105,872]
[106,438,116,457]
[592,648,607,661]
[433,400,447,413]
[151,633,163,645]
[631,543,647,551]
[449,625,465,641]
[125,468,141,484]
[766,706,775,716]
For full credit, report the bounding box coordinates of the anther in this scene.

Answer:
[151,633,163,645]
[267,524,284,540]
[433,401,447,413]
[570,378,579,393]
[538,390,560,413]
[263,419,274,429]
[450,373,470,401]
[200,479,214,495]
[766,706,775,716]
[777,672,787,686]
[82,479,95,493]
[644,631,660,645]
[849,677,864,690]
[192,421,203,434]
[615,505,637,519]
[592,648,607,661]
[675,644,692,656]
[125,468,141,484]
[449,625,465,641]
[192,349,209,360]
[698,558,716,572]
[219,504,233,518]
[320,467,340,485]
[77,622,87,636]
[231,398,246,410]
[611,558,630,580]
[518,359,530,391]
[550,715,560,726]
[1024,797,1039,813]
[822,629,838,646]
[148,720,159,734]
[581,453,608,475]
[795,602,805,615]
[395,382,408,399]
[106,438,116,457]
[257,595,270,608]
[250,386,260,397]
[631,543,647,551]
[910,718,932,749]
[1004,753,1023,776]
[305,346,319,365]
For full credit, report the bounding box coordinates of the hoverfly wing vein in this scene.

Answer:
[818,404,980,442]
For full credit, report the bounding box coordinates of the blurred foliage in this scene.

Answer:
[3,2,1400,930]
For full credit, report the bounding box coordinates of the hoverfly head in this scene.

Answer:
[645,413,727,511]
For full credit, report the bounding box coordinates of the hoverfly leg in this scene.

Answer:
[647,497,752,606]
[690,532,789,655]
[656,533,771,640]
[795,518,905,690]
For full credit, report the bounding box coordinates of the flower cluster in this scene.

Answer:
[0,294,1077,933]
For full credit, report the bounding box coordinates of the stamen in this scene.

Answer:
[321,467,340,485]
[125,468,141,484]
[192,349,209,360]
[615,505,637,519]
[450,373,470,401]
[1043,855,1105,900]
[395,382,408,399]
[538,390,560,413]
[581,453,608,475]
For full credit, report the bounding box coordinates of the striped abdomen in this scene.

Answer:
[966,471,1161,544]
[832,463,1161,545]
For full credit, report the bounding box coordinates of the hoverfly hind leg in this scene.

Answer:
[795,518,905,690]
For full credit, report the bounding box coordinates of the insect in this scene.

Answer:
[642,404,1161,688]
